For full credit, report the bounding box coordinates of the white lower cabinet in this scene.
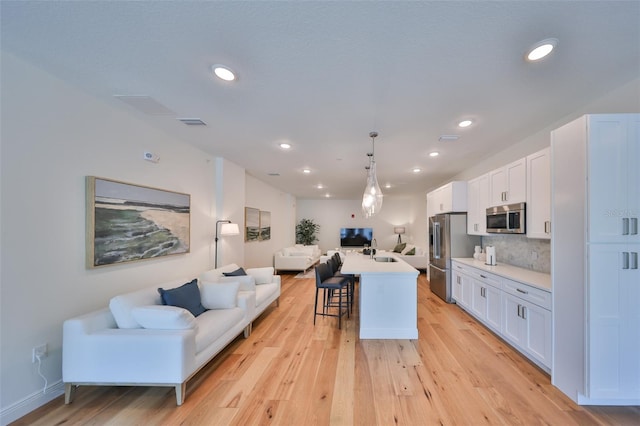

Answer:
[451,261,551,372]
[470,272,502,333]
[502,292,552,368]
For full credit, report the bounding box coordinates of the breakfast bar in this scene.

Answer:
[341,253,419,339]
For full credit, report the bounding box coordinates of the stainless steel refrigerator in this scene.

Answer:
[429,213,481,303]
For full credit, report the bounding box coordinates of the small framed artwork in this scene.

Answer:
[86,176,190,268]
[259,210,271,241]
[245,207,260,242]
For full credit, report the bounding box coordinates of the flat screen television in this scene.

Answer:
[340,227,373,247]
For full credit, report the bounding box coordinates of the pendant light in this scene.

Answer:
[362,131,383,218]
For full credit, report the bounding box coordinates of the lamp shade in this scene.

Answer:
[220,223,239,236]
[394,226,406,235]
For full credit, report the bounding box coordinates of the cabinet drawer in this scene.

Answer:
[503,278,551,310]
[468,269,501,290]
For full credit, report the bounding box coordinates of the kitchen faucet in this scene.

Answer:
[370,238,377,259]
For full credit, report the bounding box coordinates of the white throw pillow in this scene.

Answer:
[131,305,197,330]
[200,281,240,309]
[246,267,275,285]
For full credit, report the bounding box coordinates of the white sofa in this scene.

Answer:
[274,244,321,273]
[388,244,428,270]
[63,265,280,406]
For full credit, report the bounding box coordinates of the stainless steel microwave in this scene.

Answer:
[486,202,526,234]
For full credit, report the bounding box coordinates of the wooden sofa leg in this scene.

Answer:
[244,323,252,338]
[175,383,186,405]
[64,383,76,404]
[276,297,280,307]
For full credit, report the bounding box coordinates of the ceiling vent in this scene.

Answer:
[177,118,207,126]
[438,135,460,142]
[268,173,280,176]
[114,95,175,115]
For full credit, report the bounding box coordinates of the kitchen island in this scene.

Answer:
[341,253,419,339]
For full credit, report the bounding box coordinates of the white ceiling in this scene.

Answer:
[2,1,639,199]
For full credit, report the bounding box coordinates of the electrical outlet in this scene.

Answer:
[32,344,47,363]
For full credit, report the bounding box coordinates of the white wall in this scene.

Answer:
[296,193,427,254]
[0,52,222,423]
[244,174,296,268]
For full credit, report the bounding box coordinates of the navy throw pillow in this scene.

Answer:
[223,267,247,277]
[158,279,206,317]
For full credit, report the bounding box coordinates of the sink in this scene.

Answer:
[374,256,398,263]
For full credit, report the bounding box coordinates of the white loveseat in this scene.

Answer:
[273,244,321,273]
[63,266,280,406]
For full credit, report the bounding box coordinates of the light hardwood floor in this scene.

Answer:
[14,273,639,425]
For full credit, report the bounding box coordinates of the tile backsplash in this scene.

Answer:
[481,235,550,273]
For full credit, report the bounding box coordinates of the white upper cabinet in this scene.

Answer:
[467,173,489,235]
[526,147,551,239]
[427,181,467,215]
[489,158,527,206]
[588,115,640,243]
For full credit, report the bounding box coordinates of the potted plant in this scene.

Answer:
[296,218,320,245]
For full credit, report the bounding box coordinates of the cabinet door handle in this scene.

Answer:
[544,221,551,234]
[481,287,486,298]
[623,218,630,235]
[517,304,522,318]
[631,218,638,235]
[631,252,638,270]
[622,252,630,270]
[516,288,528,295]
[521,306,527,320]
[480,274,487,278]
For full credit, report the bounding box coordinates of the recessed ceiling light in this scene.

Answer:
[302,168,311,174]
[458,120,473,128]
[384,183,392,189]
[325,193,331,198]
[429,152,439,157]
[212,65,236,81]
[526,38,558,61]
[279,143,291,149]
[412,168,422,173]
[316,184,324,189]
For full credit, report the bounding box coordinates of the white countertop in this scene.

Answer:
[452,258,551,292]
[341,253,419,275]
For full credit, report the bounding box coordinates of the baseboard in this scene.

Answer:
[0,380,64,426]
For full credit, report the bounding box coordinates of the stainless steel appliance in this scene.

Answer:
[486,202,526,234]
[429,213,481,303]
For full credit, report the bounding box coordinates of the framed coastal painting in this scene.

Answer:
[245,207,260,242]
[86,176,190,268]
[259,210,271,241]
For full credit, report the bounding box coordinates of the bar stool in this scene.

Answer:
[328,255,355,312]
[313,262,350,329]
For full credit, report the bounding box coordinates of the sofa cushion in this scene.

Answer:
[131,305,197,330]
[223,267,247,277]
[246,267,275,285]
[393,243,407,253]
[158,279,206,317]
[194,308,245,353]
[109,287,162,329]
[255,282,279,307]
[200,281,239,310]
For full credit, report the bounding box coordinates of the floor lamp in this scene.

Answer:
[215,220,240,268]
[394,226,406,244]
